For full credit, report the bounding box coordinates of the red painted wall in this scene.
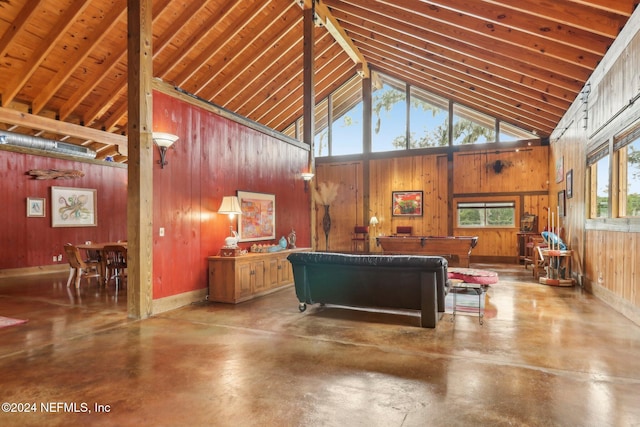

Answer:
[1,152,127,269]
[1,92,310,305]
[152,91,310,298]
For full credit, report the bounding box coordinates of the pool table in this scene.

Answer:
[376,235,478,267]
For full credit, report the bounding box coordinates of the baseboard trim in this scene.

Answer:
[585,278,640,326]
[152,287,208,315]
[0,264,67,278]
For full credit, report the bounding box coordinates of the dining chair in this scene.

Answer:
[103,244,127,286]
[63,243,101,288]
[351,225,369,253]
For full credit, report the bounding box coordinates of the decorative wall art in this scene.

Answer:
[566,169,573,199]
[51,186,97,227]
[26,197,46,217]
[558,190,566,217]
[237,191,276,242]
[392,191,423,217]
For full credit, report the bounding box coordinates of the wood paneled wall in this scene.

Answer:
[315,145,549,260]
[549,12,640,323]
[1,91,311,309]
[152,90,310,299]
[0,150,127,270]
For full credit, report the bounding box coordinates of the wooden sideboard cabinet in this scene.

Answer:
[208,248,309,303]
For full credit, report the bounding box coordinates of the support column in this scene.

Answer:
[303,2,316,249]
[127,0,154,319]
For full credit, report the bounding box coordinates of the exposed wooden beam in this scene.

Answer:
[483,0,631,38]
[343,17,575,107]
[0,0,44,62]
[0,106,127,147]
[315,0,369,78]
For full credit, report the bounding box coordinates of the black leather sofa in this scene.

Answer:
[287,252,450,328]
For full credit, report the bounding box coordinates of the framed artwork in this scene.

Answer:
[237,191,275,242]
[392,191,423,216]
[51,186,97,227]
[555,156,564,183]
[566,169,573,199]
[26,197,46,217]
[558,190,566,217]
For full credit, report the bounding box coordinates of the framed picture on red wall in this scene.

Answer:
[237,191,276,242]
[51,187,97,227]
[26,197,46,217]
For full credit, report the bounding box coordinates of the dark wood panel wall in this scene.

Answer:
[0,151,127,270]
[314,145,549,260]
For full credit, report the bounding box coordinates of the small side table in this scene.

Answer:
[450,281,484,325]
[539,249,573,286]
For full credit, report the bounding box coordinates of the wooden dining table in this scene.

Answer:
[76,241,127,284]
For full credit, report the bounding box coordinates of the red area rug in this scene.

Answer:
[0,316,28,329]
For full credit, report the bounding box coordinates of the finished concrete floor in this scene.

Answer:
[0,264,639,426]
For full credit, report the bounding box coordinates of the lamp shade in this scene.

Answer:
[369,216,379,226]
[152,132,179,148]
[301,172,314,181]
[218,196,242,215]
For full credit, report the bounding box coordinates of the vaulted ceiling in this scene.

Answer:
[0,0,637,162]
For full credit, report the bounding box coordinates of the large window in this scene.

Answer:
[309,71,539,158]
[457,201,516,227]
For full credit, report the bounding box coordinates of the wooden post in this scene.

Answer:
[303,2,316,250]
[127,0,154,319]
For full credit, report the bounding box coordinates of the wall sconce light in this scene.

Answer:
[217,196,242,220]
[301,172,314,192]
[152,132,179,169]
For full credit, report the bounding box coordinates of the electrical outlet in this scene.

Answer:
[159,227,165,237]
[53,255,57,262]
[57,254,63,261]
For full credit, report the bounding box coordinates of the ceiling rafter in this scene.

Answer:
[343,17,572,111]
[421,0,614,54]
[31,0,127,115]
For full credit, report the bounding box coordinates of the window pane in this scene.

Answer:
[486,207,515,226]
[314,99,329,157]
[372,73,407,152]
[409,87,449,148]
[452,104,496,145]
[458,207,483,226]
[499,121,538,142]
[592,156,610,218]
[620,139,640,217]
[331,77,363,156]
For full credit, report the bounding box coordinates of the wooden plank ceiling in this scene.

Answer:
[0,0,637,162]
